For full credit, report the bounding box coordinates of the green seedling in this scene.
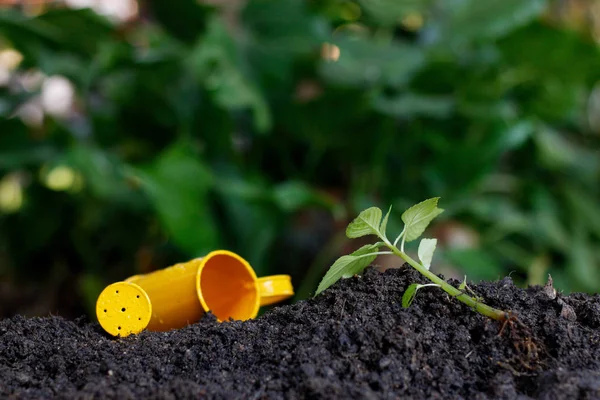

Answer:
[315,197,510,322]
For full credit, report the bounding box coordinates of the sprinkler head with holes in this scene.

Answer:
[96,282,152,336]
[96,250,294,337]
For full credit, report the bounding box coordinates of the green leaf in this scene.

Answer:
[351,242,384,257]
[346,207,383,239]
[417,238,437,270]
[402,283,420,308]
[315,251,378,295]
[401,198,444,242]
[380,205,392,237]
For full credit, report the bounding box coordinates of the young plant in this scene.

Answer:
[315,198,510,322]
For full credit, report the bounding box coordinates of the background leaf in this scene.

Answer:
[320,34,424,88]
[188,16,271,133]
[427,0,547,46]
[130,143,219,257]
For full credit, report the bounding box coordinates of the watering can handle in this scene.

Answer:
[257,275,294,306]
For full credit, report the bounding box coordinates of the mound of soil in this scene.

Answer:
[1,267,599,399]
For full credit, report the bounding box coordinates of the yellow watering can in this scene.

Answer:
[96,250,294,337]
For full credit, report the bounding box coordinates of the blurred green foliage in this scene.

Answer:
[1,0,599,318]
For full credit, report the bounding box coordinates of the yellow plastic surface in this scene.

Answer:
[258,275,294,306]
[96,282,152,337]
[97,250,295,335]
[196,250,260,322]
[126,258,205,332]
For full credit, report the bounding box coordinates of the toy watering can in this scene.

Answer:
[96,250,294,337]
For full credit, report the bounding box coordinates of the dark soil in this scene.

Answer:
[1,267,599,399]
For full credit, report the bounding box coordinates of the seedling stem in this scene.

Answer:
[383,238,508,321]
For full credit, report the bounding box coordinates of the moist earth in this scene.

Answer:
[1,267,599,399]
